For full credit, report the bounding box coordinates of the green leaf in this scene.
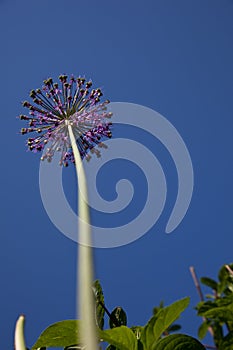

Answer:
[218,264,233,295]
[153,297,190,342]
[198,321,210,340]
[218,263,233,283]
[152,334,205,350]
[140,297,189,349]
[93,280,105,329]
[99,326,137,350]
[203,307,233,322]
[140,313,158,349]
[32,320,80,349]
[216,293,233,306]
[212,323,224,348]
[153,301,164,316]
[200,277,218,291]
[198,294,233,324]
[196,300,218,316]
[219,331,233,350]
[167,324,181,333]
[109,307,127,328]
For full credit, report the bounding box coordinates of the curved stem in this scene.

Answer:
[68,123,98,350]
[14,315,27,350]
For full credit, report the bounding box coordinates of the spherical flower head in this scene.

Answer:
[19,75,112,166]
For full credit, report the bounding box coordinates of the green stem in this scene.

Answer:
[67,122,98,350]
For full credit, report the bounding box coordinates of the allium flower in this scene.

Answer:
[19,75,112,166]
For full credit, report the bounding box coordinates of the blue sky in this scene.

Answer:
[1,0,233,348]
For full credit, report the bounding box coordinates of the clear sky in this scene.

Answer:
[1,0,233,348]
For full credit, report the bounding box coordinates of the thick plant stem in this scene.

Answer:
[14,315,27,350]
[68,123,98,350]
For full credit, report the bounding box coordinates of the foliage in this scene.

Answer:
[32,320,80,349]
[196,263,233,349]
[29,263,233,350]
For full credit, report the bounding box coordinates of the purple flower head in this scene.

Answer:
[19,75,112,166]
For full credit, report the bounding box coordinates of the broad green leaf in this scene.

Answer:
[200,277,218,291]
[99,326,137,350]
[198,321,210,340]
[140,313,158,349]
[140,297,189,349]
[93,280,105,329]
[109,307,127,328]
[153,297,190,342]
[32,320,80,349]
[219,331,233,350]
[152,334,205,350]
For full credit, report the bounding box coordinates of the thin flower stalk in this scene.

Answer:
[19,75,112,350]
[68,122,98,350]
